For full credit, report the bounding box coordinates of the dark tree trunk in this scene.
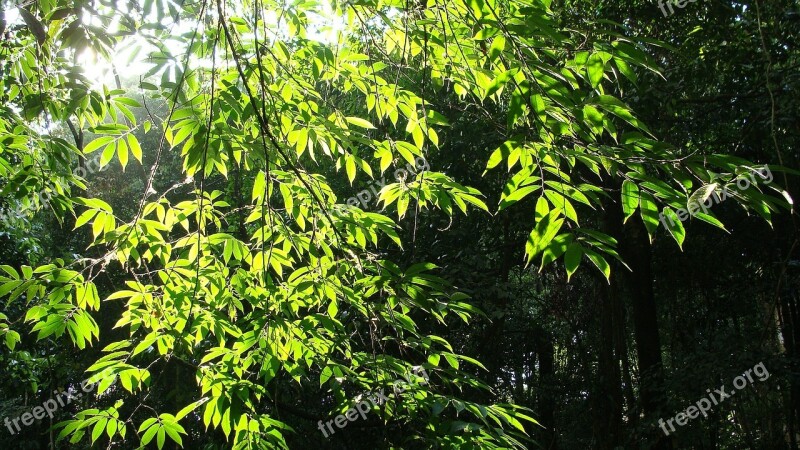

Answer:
[615,280,638,434]
[593,278,623,449]
[622,219,671,449]
[779,285,800,449]
[536,331,557,450]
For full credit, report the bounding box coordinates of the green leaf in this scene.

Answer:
[621,180,639,223]
[694,212,727,231]
[128,135,142,163]
[83,136,114,154]
[525,209,564,264]
[177,399,208,421]
[499,185,539,211]
[100,142,116,167]
[117,137,129,170]
[661,207,686,249]
[157,427,166,449]
[614,57,637,84]
[327,299,338,318]
[106,419,118,439]
[564,243,582,281]
[639,192,659,242]
[457,193,489,213]
[74,210,98,229]
[535,197,550,220]
[397,194,410,218]
[346,116,375,129]
[164,424,183,447]
[412,126,425,149]
[544,190,578,223]
[586,52,607,88]
[395,141,419,166]
[91,418,108,443]
[345,156,356,184]
[5,330,20,350]
[485,139,517,172]
[377,146,393,173]
[444,353,460,369]
[489,36,505,60]
[320,366,334,386]
[584,248,611,281]
[425,110,450,126]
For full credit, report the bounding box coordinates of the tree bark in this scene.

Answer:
[593,277,623,449]
[621,219,671,449]
[536,330,557,450]
[779,285,800,449]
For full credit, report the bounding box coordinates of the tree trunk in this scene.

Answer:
[536,330,557,449]
[779,284,800,449]
[622,220,671,448]
[593,277,622,449]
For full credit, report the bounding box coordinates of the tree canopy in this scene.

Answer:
[0,0,798,448]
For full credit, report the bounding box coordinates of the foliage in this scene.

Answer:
[0,0,796,448]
